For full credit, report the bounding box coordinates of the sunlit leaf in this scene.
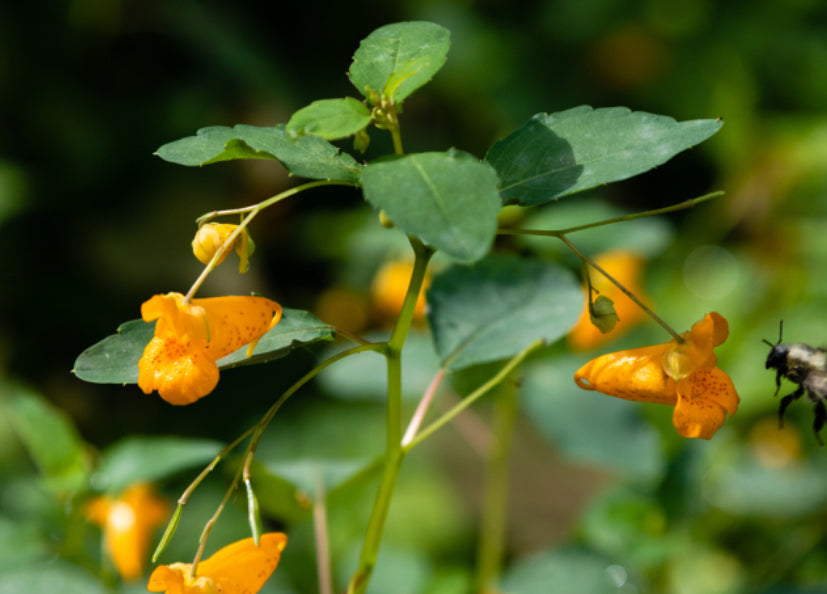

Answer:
[155,124,362,183]
[486,106,723,206]
[361,150,500,262]
[286,98,372,140]
[349,21,450,103]
[73,308,336,384]
[5,388,91,494]
[95,436,224,494]
[427,255,582,370]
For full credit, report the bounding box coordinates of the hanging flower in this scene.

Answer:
[138,292,281,405]
[574,312,740,439]
[371,260,430,324]
[148,532,287,594]
[568,250,649,351]
[192,223,254,273]
[85,483,170,581]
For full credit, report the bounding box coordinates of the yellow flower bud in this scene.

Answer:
[191,223,254,273]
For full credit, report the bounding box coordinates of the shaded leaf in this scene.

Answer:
[5,388,91,494]
[486,106,722,206]
[286,98,372,140]
[73,308,335,385]
[261,458,376,501]
[95,435,224,494]
[500,547,634,594]
[319,332,440,401]
[155,124,362,183]
[427,255,582,370]
[0,562,108,594]
[522,356,664,483]
[218,308,336,369]
[349,21,450,103]
[361,150,500,262]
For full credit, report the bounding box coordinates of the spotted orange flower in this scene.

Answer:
[371,260,430,323]
[568,250,648,351]
[85,483,170,581]
[574,312,740,439]
[138,292,281,405]
[148,532,287,594]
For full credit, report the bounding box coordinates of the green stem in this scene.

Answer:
[475,379,518,593]
[348,238,433,594]
[557,234,684,343]
[497,191,724,238]
[405,340,544,452]
[185,179,355,301]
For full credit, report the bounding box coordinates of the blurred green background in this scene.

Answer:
[1,1,827,593]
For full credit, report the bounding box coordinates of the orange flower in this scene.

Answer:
[192,223,254,273]
[574,312,740,439]
[138,292,281,405]
[85,483,170,581]
[148,533,287,594]
[371,260,430,323]
[568,250,648,351]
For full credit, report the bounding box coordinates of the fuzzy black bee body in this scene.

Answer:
[764,323,827,446]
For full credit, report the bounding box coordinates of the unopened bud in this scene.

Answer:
[192,223,254,273]
[589,295,620,334]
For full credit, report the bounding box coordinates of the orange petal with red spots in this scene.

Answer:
[198,533,288,594]
[138,337,219,405]
[195,296,282,360]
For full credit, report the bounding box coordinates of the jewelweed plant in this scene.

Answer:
[71,21,736,594]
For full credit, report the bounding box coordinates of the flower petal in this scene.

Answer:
[574,343,677,404]
[195,296,282,360]
[197,533,287,594]
[138,337,219,405]
[147,563,189,594]
[691,367,740,416]
[142,293,210,346]
[672,384,728,439]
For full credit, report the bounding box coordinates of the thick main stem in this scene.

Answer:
[348,238,433,594]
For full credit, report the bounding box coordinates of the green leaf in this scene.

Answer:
[500,547,631,594]
[286,98,372,140]
[261,458,375,501]
[155,124,362,183]
[361,150,500,262]
[427,255,582,370]
[320,332,440,401]
[73,308,336,385]
[95,436,224,494]
[0,562,108,594]
[73,319,153,384]
[486,106,723,206]
[349,21,450,103]
[216,308,336,368]
[522,356,664,483]
[5,388,91,494]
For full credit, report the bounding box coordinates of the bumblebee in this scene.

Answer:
[764,321,827,446]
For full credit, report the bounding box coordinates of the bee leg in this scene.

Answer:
[812,397,826,447]
[778,385,805,429]
[774,370,783,396]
